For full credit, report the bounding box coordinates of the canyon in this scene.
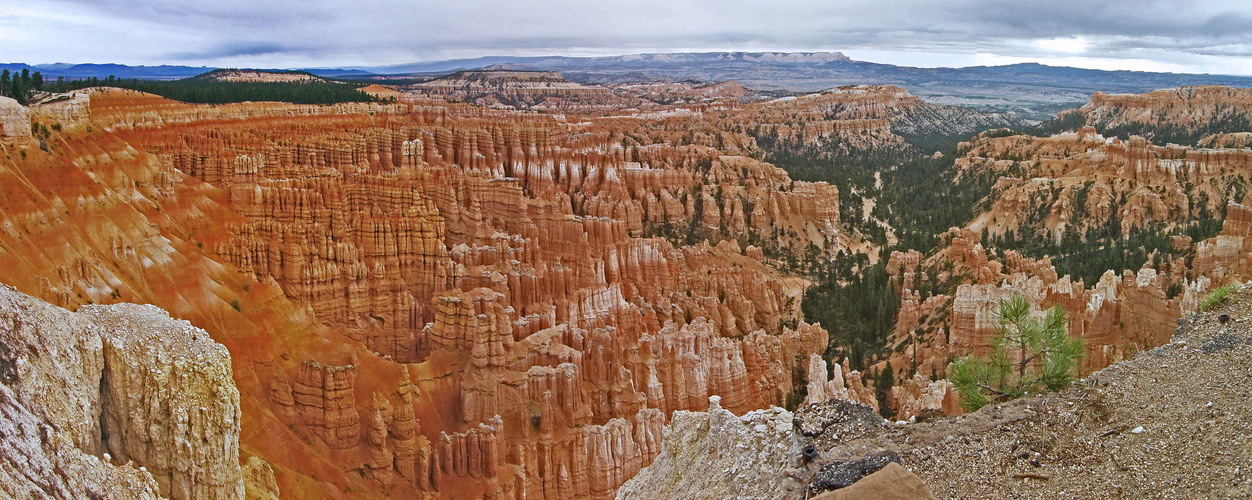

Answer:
[4,72,1252,499]
[0,81,870,497]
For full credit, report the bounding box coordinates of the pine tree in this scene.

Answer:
[9,79,23,105]
[948,295,1084,412]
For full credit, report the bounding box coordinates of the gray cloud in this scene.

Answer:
[165,41,290,61]
[6,0,1252,74]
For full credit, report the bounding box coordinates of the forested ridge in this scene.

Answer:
[28,70,381,105]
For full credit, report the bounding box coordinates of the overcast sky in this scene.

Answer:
[5,0,1252,75]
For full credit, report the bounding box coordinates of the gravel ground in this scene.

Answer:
[792,291,1252,499]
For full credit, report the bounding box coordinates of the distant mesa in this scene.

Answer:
[195,69,325,83]
[468,68,567,80]
[410,69,761,110]
[411,70,631,109]
[418,69,569,86]
[358,84,403,99]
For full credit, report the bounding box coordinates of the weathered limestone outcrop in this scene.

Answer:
[0,384,161,499]
[0,285,244,499]
[33,92,91,129]
[241,456,279,500]
[615,396,799,499]
[0,96,30,138]
[293,360,360,450]
[1194,202,1252,284]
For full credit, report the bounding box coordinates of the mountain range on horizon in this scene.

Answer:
[9,51,1252,116]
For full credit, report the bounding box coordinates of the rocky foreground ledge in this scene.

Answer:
[0,285,267,499]
[620,288,1252,499]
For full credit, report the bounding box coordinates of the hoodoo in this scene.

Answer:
[6,5,1252,495]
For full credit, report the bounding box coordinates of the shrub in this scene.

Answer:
[949,296,1085,412]
[1200,284,1235,312]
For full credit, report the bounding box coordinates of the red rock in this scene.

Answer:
[0,87,858,498]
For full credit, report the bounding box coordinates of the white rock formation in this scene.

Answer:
[616,396,800,499]
[803,353,845,405]
[0,284,245,499]
[0,383,161,498]
[0,96,30,138]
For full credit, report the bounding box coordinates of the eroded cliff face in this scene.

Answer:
[412,71,638,110]
[0,96,31,138]
[958,127,1249,240]
[880,228,1183,397]
[1071,86,1252,144]
[0,284,242,499]
[728,85,1022,155]
[0,86,853,498]
[1191,201,1252,297]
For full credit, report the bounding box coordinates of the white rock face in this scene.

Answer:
[616,395,800,499]
[86,303,244,499]
[0,96,30,138]
[0,285,244,499]
[0,383,161,498]
[33,92,90,128]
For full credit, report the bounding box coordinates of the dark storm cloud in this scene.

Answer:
[6,0,1252,72]
[166,41,289,61]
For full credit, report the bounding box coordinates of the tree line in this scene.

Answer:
[0,69,44,105]
[0,69,382,106]
[45,74,382,105]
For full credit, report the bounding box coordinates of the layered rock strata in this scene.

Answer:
[0,87,851,498]
[958,128,1252,239]
[0,284,243,499]
[1069,85,1252,144]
